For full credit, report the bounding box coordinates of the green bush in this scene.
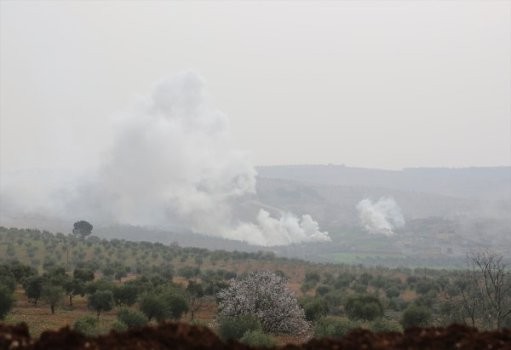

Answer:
[315,285,332,296]
[304,272,321,285]
[161,292,189,320]
[23,275,43,305]
[400,304,432,328]
[344,295,384,321]
[416,280,438,295]
[88,290,114,318]
[140,294,166,322]
[74,316,99,336]
[139,291,189,322]
[113,284,138,306]
[303,297,329,322]
[0,274,16,294]
[240,330,276,348]
[334,274,353,289]
[111,320,128,333]
[385,286,400,299]
[314,317,358,338]
[322,290,345,315]
[369,318,403,333]
[218,315,262,341]
[300,281,316,293]
[0,286,14,320]
[178,266,200,279]
[117,308,148,328]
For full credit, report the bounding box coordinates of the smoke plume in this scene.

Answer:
[228,209,329,246]
[356,197,405,236]
[1,72,329,246]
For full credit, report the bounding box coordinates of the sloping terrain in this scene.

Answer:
[257,165,511,200]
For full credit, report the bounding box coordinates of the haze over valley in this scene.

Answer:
[1,1,510,266]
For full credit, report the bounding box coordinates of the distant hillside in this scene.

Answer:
[257,165,511,200]
[254,177,491,227]
[2,165,509,267]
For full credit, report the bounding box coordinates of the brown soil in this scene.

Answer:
[1,322,510,350]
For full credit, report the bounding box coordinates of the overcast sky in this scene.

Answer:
[1,0,510,172]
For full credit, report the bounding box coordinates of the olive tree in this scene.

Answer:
[344,295,384,321]
[41,284,64,314]
[23,275,43,305]
[113,284,138,307]
[139,291,188,322]
[139,294,166,322]
[161,292,189,320]
[217,271,309,334]
[88,290,114,319]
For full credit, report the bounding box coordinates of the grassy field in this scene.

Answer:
[4,288,117,337]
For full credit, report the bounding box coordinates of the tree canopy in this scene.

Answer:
[217,271,309,334]
[73,221,93,239]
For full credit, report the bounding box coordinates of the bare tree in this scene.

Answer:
[466,250,511,329]
[454,270,481,327]
[186,281,204,321]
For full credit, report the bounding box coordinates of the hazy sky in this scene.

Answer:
[1,0,510,172]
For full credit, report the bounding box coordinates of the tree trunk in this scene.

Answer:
[51,305,55,314]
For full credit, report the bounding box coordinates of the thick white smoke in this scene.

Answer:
[2,72,329,246]
[228,209,330,246]
[96,72,255,230]
[100,72,329,245]
[356,197,405,236]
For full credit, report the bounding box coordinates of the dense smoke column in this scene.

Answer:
[99,72,330,246]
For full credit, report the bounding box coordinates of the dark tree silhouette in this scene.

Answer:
[0,287,14,320]
[73,221,93,239]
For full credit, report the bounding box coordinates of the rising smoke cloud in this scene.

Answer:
[228,209,329,246]
[356,197,405,236]
[1,72,329,246]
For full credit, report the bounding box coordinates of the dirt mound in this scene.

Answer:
[0,322,510,349]
[0,323,31,349]
[286,325,511,350]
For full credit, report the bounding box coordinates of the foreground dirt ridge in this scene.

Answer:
[1,322,510,350]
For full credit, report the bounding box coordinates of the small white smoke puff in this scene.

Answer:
[356,197,405,236]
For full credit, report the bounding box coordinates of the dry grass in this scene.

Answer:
[5,288,116,338]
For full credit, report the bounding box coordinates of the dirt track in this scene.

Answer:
[1,322,510,350]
